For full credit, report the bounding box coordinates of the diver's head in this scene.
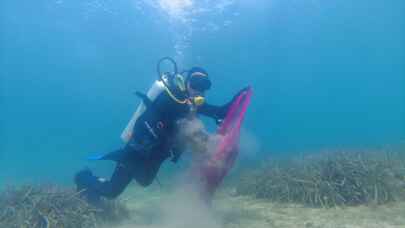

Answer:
[186,67,211,94]
[186,67,211,106]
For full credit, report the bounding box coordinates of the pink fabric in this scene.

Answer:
[194,87,252,199]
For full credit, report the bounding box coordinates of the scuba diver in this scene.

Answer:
[74,57,248,203]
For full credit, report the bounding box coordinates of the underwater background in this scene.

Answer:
[1,0,404,187]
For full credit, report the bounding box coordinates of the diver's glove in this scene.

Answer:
[230,86,251,104]
[216,86,251,124]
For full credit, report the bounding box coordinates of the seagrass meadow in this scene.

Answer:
[0,185,129,228]
[234,150,405,207]
[2,149,405,228]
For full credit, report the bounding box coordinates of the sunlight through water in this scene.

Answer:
[137,0,237,63]
[158,0,193,20]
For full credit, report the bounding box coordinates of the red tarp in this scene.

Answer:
[193,87,253,200]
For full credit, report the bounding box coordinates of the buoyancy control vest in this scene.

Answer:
[121,57,206,143]
[121,79,166,143]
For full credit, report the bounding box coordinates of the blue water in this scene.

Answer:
[1,0,404,185]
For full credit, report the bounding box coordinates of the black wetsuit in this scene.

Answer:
[79,84,228,200]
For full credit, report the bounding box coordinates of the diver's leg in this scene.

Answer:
[74,136,150,200]
[74,162,133,202]
[95,162,134,199]
[134,154,167,187]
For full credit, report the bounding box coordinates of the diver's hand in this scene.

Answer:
[232,86,251,102]
[219,86,251,122]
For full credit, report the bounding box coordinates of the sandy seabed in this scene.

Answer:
[109,185,405,228]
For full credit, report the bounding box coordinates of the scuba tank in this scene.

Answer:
[120,80,166,142]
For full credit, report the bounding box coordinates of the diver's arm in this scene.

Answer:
[198,103,229,124]
[198,86,251,124]
[168,136,187,163]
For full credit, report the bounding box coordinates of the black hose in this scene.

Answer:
[156,57,178,80]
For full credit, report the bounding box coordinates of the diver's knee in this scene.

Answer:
[136,176,154,187]
[104,187,125,199]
